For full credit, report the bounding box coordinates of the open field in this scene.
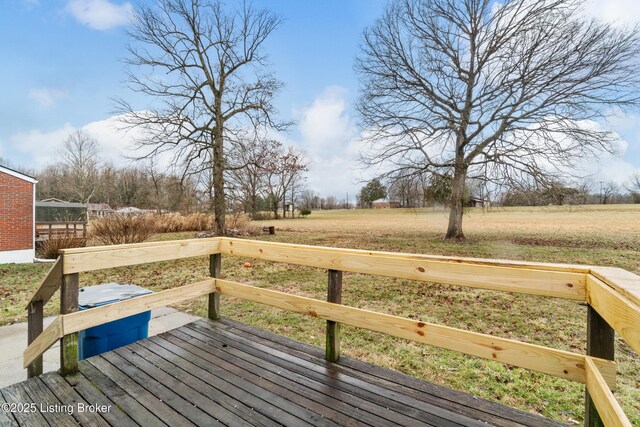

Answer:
[2,204,639,424]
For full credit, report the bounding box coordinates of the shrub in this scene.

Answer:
[38,235,85,259]
[250,211,273,221]
[89,214,157,245]
[300,209,311,218]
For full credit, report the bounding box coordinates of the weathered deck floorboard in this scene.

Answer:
[1,318,567,426]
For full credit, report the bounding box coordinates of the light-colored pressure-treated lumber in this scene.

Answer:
[585,357,632,427]
[222,238,594,273]
[27,257,63,307]
[61,237,221,254]
[63,279,216,334]
[590,267,640,308]
[23,316,63,368]
[586,275,640,355]
[214,279,615,387]
[218,239,585,300]
[62,239,221,274]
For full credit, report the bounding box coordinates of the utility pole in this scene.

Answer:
[599,181,604,204]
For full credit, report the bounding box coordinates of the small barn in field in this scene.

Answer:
[468,196,490,208]
[0,165,37,264]
[371,198,402,209]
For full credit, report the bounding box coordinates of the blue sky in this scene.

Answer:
[1,0,640,198]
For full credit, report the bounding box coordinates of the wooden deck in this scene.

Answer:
[5,318,566,426]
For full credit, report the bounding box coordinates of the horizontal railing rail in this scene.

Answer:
[23,237,639,427]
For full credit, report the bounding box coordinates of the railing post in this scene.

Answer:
[585,306,615,427]
[26,300,43,378]
[326,269,342,362]
[60,272,79,376]
[208,253,222,320]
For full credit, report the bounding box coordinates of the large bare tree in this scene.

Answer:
[356,0,640,238]
[118,0,285,235]
[59,130,101,204]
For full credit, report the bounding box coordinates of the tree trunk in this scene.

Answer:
[213,124,226,236]
[446,154,467,239]
[250,193,257,216]
[272,196,279,219]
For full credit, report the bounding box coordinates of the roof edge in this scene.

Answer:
[0,164,38,184]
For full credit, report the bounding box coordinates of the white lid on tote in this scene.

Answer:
[78,283,152,308]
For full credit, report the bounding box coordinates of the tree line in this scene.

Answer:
[357,173,640,209]
[33,130,309,217]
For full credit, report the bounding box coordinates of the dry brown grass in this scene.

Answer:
[260,204,640,235]
[152,213,212,233]
[258,204,640,255]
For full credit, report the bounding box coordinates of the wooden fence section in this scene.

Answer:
[35,221,87,241]
[218,238,586,300]
[214,278,616,387]
[23,237,640,426]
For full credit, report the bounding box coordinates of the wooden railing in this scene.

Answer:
[35,221,87,241]
[23,237,639,427]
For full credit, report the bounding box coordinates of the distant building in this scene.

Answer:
[36,200,87,222]
[468,196,490,208]
[87,203,114,219]
[371,198,402,209]
[116,207,150,215]
[35,199,88,242]
[0,165,38,263]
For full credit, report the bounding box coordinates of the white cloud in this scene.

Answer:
[7,115,148,169]
[294,86,361,197]
[28,87,68,108]
[574,136,640,185]
[585,0,640,25]
[67,0,134,30]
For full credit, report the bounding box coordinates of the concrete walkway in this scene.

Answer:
[0,307,199,388]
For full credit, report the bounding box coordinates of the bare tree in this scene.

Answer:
[226,135,276,216]
[117,0,286,234]
[575,179,593,205]
[263,144,308,219]
[356,0,640,238]
[388,174,423,207]
[323,196,338,210]
[625,172,640,197]
[601,181,619,205]
[299,189,320,210]
[58,130,101,204]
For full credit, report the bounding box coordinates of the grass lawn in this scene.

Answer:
[1,205,639,424]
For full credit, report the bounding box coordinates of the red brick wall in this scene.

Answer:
[0,171,34,251]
